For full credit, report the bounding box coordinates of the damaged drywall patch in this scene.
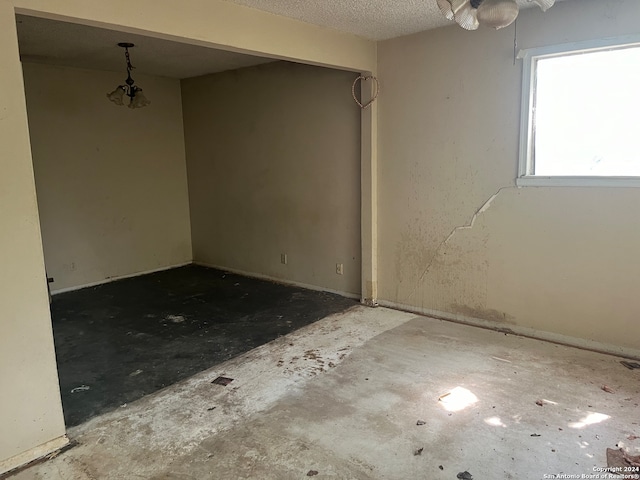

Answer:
[405,186,514,302]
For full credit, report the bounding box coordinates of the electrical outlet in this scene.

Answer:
[281,253,287,265]
[336,263,344,275]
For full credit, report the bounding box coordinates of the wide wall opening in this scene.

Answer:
[16,13,361,427]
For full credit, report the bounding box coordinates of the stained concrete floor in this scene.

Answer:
[51,265,356,426]
[13,306,640,480]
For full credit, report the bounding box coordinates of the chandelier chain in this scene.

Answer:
[124,48,134,73]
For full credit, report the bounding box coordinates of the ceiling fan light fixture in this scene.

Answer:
[437,0,480,30]
[436,0,556,30]
[527,0,555,12]
[436,0,455,20]
[453,3,480,30]
[476,0,519,29]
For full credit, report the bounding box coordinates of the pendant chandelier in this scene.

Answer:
[106,43,151,109]
[436,0,555,30]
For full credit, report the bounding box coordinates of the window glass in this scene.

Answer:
[531,46,640,177]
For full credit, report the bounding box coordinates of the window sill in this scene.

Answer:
[516,176,640,188]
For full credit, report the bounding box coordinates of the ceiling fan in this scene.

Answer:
[436,0,555,30]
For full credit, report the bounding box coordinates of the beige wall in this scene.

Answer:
[0,3,66,469]
[2,0,375,471]
[182,62,361,295]
[377,0,640,352]
[22,62,192,292]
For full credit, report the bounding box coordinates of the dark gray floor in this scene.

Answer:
[51,265,356,426]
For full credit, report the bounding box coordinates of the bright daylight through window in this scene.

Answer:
[518,39,640,186]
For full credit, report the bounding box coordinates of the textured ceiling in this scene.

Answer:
[16,1,568,77]
[16,15,274,79]
[224,0,446,41]
[221,0,563,40]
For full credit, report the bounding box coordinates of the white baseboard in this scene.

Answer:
[0,435,69,476]
[378,299,640,361]
[50,262,192,295]
[193,261,361,301]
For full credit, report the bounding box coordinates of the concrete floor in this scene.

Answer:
[13,306,640,479]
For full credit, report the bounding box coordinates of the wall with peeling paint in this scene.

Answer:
[377,0,640,351]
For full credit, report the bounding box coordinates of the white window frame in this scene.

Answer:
[517,35,640,188]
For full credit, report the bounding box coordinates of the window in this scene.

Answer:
[518,36,640,187]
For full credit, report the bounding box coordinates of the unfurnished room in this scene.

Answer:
[1,0,640,479]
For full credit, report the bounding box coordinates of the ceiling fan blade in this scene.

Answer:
[527,0,555,12]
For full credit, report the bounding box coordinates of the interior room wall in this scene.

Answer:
[0,6,66,472]
[22,62,192,292]
[182,61,361,296]
[377,0,640,352]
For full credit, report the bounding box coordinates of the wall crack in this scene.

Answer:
[405,186,514,302]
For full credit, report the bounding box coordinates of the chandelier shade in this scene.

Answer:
[106,86,126,106]
[129,88,151,109]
